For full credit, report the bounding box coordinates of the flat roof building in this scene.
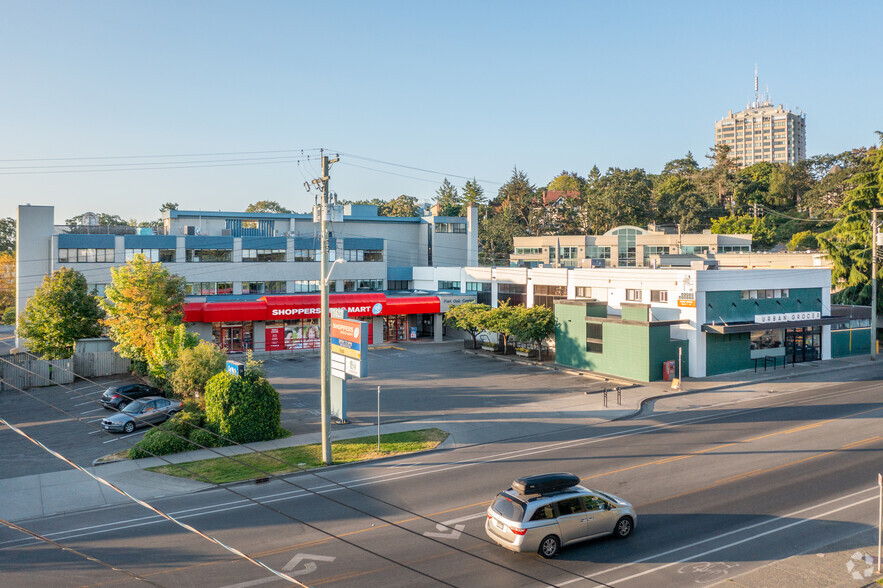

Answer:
[715,70,806,167]
[510,225,753,269]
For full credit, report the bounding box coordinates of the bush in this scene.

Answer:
[1,307,15,325]
[127,427,199,459]
[169,341,227,400]
[126,409,227,459]
[205,371,283,444]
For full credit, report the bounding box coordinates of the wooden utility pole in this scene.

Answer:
[313,149,339,464]
[873,209,878,360]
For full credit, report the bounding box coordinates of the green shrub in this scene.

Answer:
[127,427,199,459]
[126,409,216,459]
[204,371,283,444]
[1,307,15,325]
[190,427,226,449]
[787,230,819,251]
[169,341,227,400]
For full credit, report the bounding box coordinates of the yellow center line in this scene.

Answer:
[85,407,883,586]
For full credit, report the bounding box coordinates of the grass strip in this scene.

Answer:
[146,428,448,484]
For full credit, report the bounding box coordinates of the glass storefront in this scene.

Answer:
[213,322,253,352]
[383,315,408,342]
[785,326,821,363]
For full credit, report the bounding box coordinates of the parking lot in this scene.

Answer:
[0,342,611,480]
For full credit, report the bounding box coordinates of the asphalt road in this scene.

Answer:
[0,345,609,479]
[1,367,880,587]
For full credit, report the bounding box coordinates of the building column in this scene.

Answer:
[372,316,384,344]
[434,313,443,342]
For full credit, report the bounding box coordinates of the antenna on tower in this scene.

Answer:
[754,64,759,108]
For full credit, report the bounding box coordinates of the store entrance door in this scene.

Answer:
[785,326,821,364]
[222,326,244,352]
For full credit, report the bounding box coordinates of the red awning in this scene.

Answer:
[382,296,440,315]
[184,293,441,324]
[200,301,267,323]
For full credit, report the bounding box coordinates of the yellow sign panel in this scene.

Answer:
[677,299,696,308]
[331,344,361,359]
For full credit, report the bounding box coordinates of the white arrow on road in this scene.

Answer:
[423,523,465,539]
[283,553,337,577]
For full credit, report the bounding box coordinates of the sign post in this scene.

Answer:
[377,386,381,452]
[329,315,370,422]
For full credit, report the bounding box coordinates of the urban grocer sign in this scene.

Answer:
[755,311,820,324]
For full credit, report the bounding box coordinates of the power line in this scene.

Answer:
[0,412,306,587]
[0,517,165,587]
[2,352,604,586]
[0,366,458,587]
[0,149,322,163]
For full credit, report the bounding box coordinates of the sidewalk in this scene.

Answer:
[0,353,877,524]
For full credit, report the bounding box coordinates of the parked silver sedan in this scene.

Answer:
[486,473,637,558]
[101,396,183,434]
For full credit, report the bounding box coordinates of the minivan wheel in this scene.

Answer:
[538,535,560,558]
[123,421,135,434]
[614,516,633,539]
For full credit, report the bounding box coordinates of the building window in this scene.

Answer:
[186,249,232,262]
[533,284,566,308]
[625,289,642,302]
[466,282,490,292]
[125,248,175,263]
[613,227,640,267]
[387,280,410,290]
[586,323,603,354]
[680,245,709,255]
[186,282,233,295]
[575,286,592,298]
[294,249,317,262]
[242,249,286,262]
[343,279,383,291]
[497,282,526,306]
[438,280,460,290]
[741,289,789,300]
[59,248,115,263]
[344,249,384,262]
[293,280,319,293]
[435,223,466,233]
[650,290,668,303]
[242,281,286,294]
[720,245,750,253]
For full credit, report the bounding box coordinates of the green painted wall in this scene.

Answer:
[705,332,754,375]
[831,328,871,357]
[555,303,688,382]
[705,288,821,323]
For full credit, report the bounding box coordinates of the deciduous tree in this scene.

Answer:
[510,305,557,359]
[0,217,15,253]
[100,254,186,371]
[443,302,491,348]
[169,340,227,400]
[17,268,104,359]
[245,200,292,213]
[0,252,14,311]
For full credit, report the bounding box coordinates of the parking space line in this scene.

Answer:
[80,408,104,415]
[74,400,96,407]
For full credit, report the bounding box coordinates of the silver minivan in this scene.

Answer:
[485,473,636,558]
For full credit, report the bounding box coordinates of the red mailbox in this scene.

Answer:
[662,359,676,381]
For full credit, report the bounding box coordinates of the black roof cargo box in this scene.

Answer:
[512,473,580,495]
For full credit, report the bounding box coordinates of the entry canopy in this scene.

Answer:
[702,315,841,334]
[183,293,440,323]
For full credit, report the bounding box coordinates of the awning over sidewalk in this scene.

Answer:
[183,292,442,323]
[701,315,842,334]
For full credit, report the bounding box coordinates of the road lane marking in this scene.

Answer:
[605,493,880,585]
[557,485,881,586]
[9,386,881,553]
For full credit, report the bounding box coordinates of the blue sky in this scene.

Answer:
[1,0,881,223]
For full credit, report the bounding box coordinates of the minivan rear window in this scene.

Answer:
[491,493,526,522]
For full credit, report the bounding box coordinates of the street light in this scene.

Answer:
[324,258,346,286]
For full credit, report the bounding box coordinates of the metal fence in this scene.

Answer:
[73,352,131,378]
[0,351,131,391]
[0,354,75,391]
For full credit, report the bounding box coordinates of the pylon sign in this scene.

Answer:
[331,317,368,377]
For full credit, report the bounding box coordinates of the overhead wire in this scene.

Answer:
[0,516,165,587]
[0,411,306,587]
[0,367,458,587]
[0,353,605,587]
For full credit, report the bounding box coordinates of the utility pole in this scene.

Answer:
[313,149,339,465]
[872,209,878,360]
